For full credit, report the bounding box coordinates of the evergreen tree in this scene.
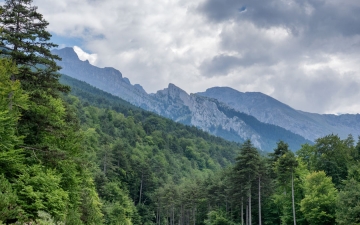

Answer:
[0,0,69,147]
[336,166,360,224]
[0,174,23,224]
[273,143,298,225]
[232,139,260,225]
[0,0,67,93]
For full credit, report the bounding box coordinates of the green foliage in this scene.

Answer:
[336,178,360,225]
[2,3,359,223]
[300,171,337,225]
[0,0,68,95]
[270,158,308,225]
[313,134,354,188]
[274,152,298,186]
[231,139,260,203]
[35,211,65,225]
[101,182,135,225]
[336,166,360,224]
[205,210,233,225]
[15,165,69,221]
[0,59,27,177]
[57,77,246,224]
[0,174,23,223]
[0,4,103,222]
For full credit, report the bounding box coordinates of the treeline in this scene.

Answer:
[61,92,242,224]
[0,1,241,224]
[167,135,360,225]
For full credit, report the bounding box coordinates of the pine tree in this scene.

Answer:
[232,140,260,225]
[275,151,298,225]
[0,0,70,146]
[0,0,67,93]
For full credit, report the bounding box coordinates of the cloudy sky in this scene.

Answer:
[30,0,360,114]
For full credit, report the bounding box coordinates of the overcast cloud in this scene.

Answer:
[30,0,360,114]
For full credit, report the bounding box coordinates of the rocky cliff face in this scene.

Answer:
[53,47,311,151]
[53,47,157,110]
[151,84,264,148]
[198,87,360,141]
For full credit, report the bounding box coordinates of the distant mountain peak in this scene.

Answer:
[205,86,240,93]
[134,84,147,94]
[53,47,80,62]
[168,83,183,89]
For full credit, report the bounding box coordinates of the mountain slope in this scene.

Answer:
[150,84,310,151]
[54,47,311,151]
[52,47,157,111]
[197,87,360,141]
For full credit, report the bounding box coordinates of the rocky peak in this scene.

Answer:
[155,83,189,102]
[52,47,79,62]
[103,67,123,78]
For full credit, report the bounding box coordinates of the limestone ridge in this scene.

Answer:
[197,87,360,141]
[53,47,310,151]
[52,47,154,110]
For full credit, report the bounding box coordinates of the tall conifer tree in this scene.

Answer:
[232,139,260,225]
[0,0,67,94]
[0,0,70,146]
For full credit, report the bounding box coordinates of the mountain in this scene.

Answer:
[52,47,157,111]
[54,47,310,151]
[197,87,360,141]
[150,84,310,151]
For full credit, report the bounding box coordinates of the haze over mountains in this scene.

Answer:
[53,47,360,151]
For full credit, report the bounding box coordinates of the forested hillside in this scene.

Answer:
[54,47,311,151]
[2,1,360,225]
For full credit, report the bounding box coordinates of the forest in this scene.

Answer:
[1,0,360,225]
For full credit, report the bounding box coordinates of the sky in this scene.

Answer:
[27,0,360,114]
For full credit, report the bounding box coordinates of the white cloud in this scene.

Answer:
[73,46,97,65]
[31,0,360,114]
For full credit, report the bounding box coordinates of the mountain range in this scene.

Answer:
[53,47,360,151]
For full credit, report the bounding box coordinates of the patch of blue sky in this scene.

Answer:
[50,33,84,50]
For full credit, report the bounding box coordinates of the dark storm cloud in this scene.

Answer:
[199,0,360,38]
[200,53,276,77]
[200,55,240,76]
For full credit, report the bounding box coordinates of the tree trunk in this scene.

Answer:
[139,171,143,205]
[259,176,262,225]
[241,198,244,225]
[159,205,161,225]
[249,188,252,225]
[172,205,175,225]
[292,172,296,225]
[180,204,183,225]
[246,204,249,225]
[156,207,158,225]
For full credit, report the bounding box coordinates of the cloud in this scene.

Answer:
[30,0,360,114]
[73,46,97,65]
